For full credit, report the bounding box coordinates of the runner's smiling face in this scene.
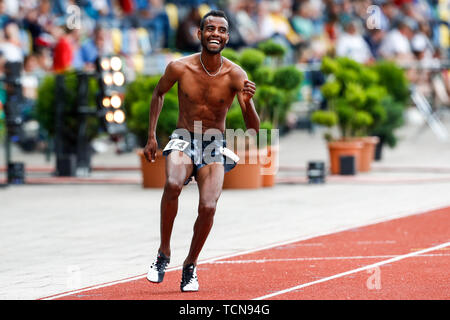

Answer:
[198,16,229,54]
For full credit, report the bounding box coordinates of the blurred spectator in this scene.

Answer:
[364,28,385,60]
[175,6,201,53]
[140,0,171,50]
[336,20,373,64]
[0,0,11,29]
[378,18,416,61]
[322,0,340,44]
[291,1,315,41]
[0,21,23,63]
[22,54,39,100]
[258,0,301,46]
[224,0,247,49]
[52,26,80,73]
[231,0,262,46]
[73,26,106,71]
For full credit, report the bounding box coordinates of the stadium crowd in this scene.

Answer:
[0,0,448,125]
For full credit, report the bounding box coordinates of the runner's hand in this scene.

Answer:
[242,80,256,102]
[144,137,158,162]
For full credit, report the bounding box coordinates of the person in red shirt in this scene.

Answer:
[52,26,79,73]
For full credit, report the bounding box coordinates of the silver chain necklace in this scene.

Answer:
[200,54,223,77]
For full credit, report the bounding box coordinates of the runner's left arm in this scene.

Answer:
[236,71,260,134]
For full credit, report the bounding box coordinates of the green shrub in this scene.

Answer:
[311,110,338,128]
[125,75,179,147]
[313,56,407,143]
[221,48,241,65]
[320,80,341,100]
[253,66,274,86]
[239,48,265,75]
[320,56,339,75]
[258,40,286,58]
[373,61,410,104]
[272,66,304,91]
[225,100,246,130]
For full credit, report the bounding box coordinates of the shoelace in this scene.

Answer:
[152,256,169,272]
[182,266,197,284]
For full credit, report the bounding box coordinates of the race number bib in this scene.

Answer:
[163,139,190,152]
[219,147,240,163]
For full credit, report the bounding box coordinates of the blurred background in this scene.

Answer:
[0,0,448,180]
[0,0,449,300]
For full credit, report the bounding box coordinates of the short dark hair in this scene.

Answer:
[199,10,229,31]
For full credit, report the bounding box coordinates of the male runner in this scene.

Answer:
[144,10,259,292]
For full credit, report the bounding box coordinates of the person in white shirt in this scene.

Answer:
[335,21,373,64]
[378,19,416,61]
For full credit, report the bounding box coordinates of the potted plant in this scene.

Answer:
[223,45,303,187]
[369,61,409,160]
[311,56,409,173]
[125,75,179,188]
[311,57,374,174]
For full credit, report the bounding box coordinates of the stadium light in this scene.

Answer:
[102,97,111,108]
[100,57,110,71]
[113,110,125,124]
[105,111,114,123]
[110,56,122,71]
[112,72,125,86]
[110,94,121,108]
[103,73,113,86]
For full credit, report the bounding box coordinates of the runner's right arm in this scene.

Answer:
[144,61,182,162]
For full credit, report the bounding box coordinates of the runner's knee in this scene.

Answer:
[164,178,183,197]
[198,201,217,218]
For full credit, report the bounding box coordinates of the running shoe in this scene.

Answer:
[180,263,199,292]
[147,252,170,283]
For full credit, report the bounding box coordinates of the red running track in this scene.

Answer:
[41,206,450,300]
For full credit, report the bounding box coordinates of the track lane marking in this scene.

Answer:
[252,241,450,300]
[209,253,450,264]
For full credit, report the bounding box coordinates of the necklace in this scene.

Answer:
[200,54,223,77]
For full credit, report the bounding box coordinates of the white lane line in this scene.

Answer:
[209,253,450,264]
[253,241,450,300]
[39,204,450,300]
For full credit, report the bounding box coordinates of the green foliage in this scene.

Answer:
[225,100,246,130]
[320,80,341,100]
[344,83,366,109]
[320,56,339,75]
[257,40,287,58]
[239,48,265,75]
[221,48,241,65]
[373,61,410,104]
[352,111,373,131]
[35,71,99,140]
[125,75,178,146]
[225,44,303,138]
[257,120,274,148]
[311,110,338,128]
[253,66,274,86]
[312,56,408,143]
[272,66,304,91]
[0,109,5,139]
[369,96,405,147]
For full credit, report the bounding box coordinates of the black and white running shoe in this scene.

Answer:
[180,263,199,292]
[147,252,170,283]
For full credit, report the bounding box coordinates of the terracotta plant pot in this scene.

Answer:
[259,145,279,187]
[352,136,380,172]
[327,140,364,175]
[223,149,262,189]
[138,149,166,188]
